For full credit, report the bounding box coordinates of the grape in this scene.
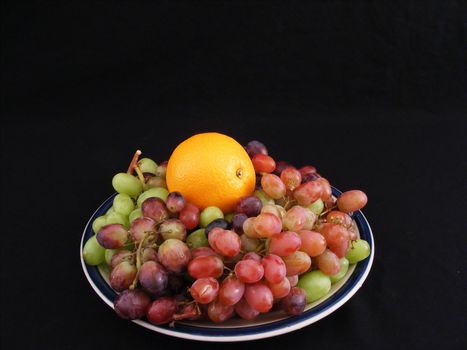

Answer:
[275,205,286,219]
[114,289,151,320]
[104,249,117,265]
[92,216,107,234]
[110,249,133,269]
[110,261,137,292]
[302,208,317,230]
[298,270,331,303]
[287,275,299,287]
[298,230,326,257]
[141,197,169,223]
[268,231,301,257]
[280,167,302,191]
[235,259,264,283]
[146,297,178,325]
[283,206,307,231]
[243,217,260,238]
[236,196,262,217]
[262,254,286,283]
[235,298,260,320]
[112,173,144,198]
[83,235,105,265]
[281,287,306,315]
[316,249,341,275]
[283,251,311,276]
[208,228,241,257]
[191,246,217,259]
[318,223,350,258]
[208,298,236,323]
[337,190,368,213]
[243,252,261,262]
[160,219,187,241]
[324,196,337,209]
[165,191,185,213]
[128,208,142,224]
[129,217,157,242]
[205,218,230,236]
[224,213,234,223]
[231,213,248,234]
[301,172,321,183]
[240,234,261,252]
[145,176,167,189]
[348,227,358,241]
[106,211,129,229]
[188,255,224,279]
[137,187,169,207]
[141,247,158,264]
[327,211,352,227]
[219,276,245,306]
[253,189,275,206]
[252,154,276,173]
[272,161,292,176]
[330,257,350,283]
[155,161,168,178]
[173,302,202,321]
[244,282,274,313]
[138,261,168,297]
[261,174,286,199]
[293,181,323,206]
[179,202,200,230]
[200,206,224,227]
[267,277,291,298]
[253,213,282,238]
[245,140,268,158]
[316,178,332,201]
[96,224,129,249]
[158,239,191,273]
[137,158,158,174]
[298,165,316,177]
[260,204,281,218]
[346,239,370,263]
[113,193,135,216]
[186,228,209,249]
[190,277,219,304]
[307,199,324,215]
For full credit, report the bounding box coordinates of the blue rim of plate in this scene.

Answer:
[80,186,374,342]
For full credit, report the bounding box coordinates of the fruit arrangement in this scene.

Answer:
[82,133,371,325]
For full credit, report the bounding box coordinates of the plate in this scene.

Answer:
[80,187,374,342]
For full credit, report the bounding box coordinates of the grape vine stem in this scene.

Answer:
[127,149,142,174]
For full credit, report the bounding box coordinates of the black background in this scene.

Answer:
[2,1,466,350]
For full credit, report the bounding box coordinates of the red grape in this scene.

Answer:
[337,190,368,213]
[235,298,260,320]
[243,252,262,262]
[252,154,276,173]
[245,140,268,158]
[261,174,286,199]
[141,197,169,223]
[267,277,291,298]
[283,206,308,231]
[141,247,158,263]
[316,178,332,201]
[146,297,178,325]
[327,211,352,227]
[159,219,186,241]
[253,213,282,238]
[219,276,245,306]
[298,230,327,257]
[287,275,299,287]
[235,259,264,283]
[293,181,323,206]
[97,224,129,249]
[318,223,350,258]
[129,217,157,242]
[110,261,137,292]
[207,299,236,323]
[191,246,217,258]
[188,255,224,279]
[166,191,185,213]
[262,254,287,283]
[316,249,341,275]
[244,282,274,313]
[208,228,241,257]
[281,287,306,315]
[179,202,200,230]
[114,289,151,320]
[268,231,301,257]
[236,196,263,217]
[273,161,294,176]
[110,249,134,269]
[283,251,311,276]
[299,165,317,177]
[190,277,219,304]
[243,217,260,238]
[280,167,302,191]
[157,239,191,273]
[138,261,168,297]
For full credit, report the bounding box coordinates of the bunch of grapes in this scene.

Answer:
[83,142,371,325]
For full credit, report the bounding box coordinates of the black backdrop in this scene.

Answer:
[2,1,466,350]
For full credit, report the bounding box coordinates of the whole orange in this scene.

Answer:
[166,133,256,213]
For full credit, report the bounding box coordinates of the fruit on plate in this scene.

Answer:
[82,133,371,326]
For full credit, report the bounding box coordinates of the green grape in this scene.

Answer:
[106,211,129,229]
[104,249,117,265]
[254,189,275,206]
[137,187,169,207]
[307,199,324,215]
[83,235,106,265]
[330,257,350,284]
[137,158,158,174]
[113,193,135,216]
[346,239,370,264]
[298,270,331,303]
[112,173,143,198]
[92,215,107,234]
[224,213,234,223]
[186,229,209,248]
[199,206,224,227]
[129,208,142,224]
[106,206,115,215]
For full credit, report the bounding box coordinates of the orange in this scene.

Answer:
[166,132,256,213]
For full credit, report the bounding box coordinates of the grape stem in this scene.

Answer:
[134,165,146,185]
[127,150,142,174]
[319,205,337,217]
[129,231,151,289]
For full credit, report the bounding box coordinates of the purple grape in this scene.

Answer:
[245,140,268,158]
[231,213,248,235]
[159,219,187,241]
[141,197,169,223]
[114,289,151,320]
[110,249,134,269]
[110,261,137,292]
[158,239,191,273]
[166,192,186,213]
[235,196,262,217]
[129,217,157,242]
[141,247,158,263]
[96,224,129,249]
[138,261,168,298]
[273,161,294,176]
[146,297,178,325]
[205,218,230,236]
[281,287,306,315]
[301,173,321,183]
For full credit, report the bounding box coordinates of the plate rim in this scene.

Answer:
[80,187,374,342]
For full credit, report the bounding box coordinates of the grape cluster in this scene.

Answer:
[83,143,371,325]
